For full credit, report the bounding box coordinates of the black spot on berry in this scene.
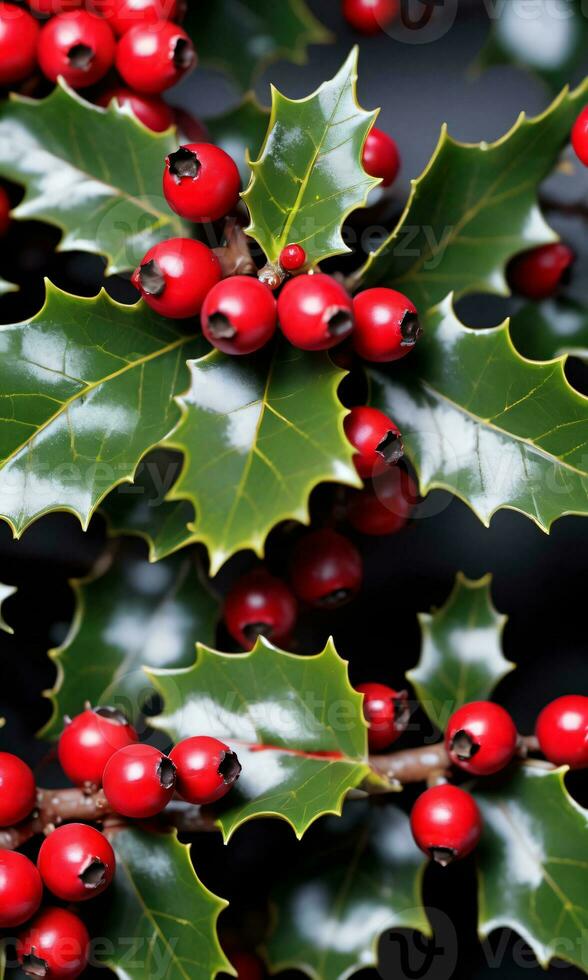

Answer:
[376,430,404,466]
[207,313,237,340]
[173,38,195,70]
[218,751,242,786]
[168,147,201,180]
[157,757,176,790]
[139,260,166,297]
[400,311,422,346]
[450,730,480,761]
[67,44,94,70]
[243,622,273,644]
[94,706,130,727]
[21,953,49,978]
[326,308,353,340]
[431,846,456,867]
[317,588,352,608]
[79,858,107,889]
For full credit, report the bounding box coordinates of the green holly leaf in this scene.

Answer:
[407,573,514,730]
[40,549,217,738]
[206,95,269,185]
[0,583,16,635]
[0,82,186,275]
[149,637,377,841]
[476,766,588,971]
[369,296,588,532]
[100,827,231,980]
[243,49,379,267]
[355,81,588,310]
[510,298,588,364]
[267,802,430,980]
[163,338,359,575]
[0,283,203,539]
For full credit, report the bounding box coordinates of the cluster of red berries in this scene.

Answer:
[342,0,399,35]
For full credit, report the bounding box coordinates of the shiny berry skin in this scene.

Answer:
[38,11,116,89]
[37,823,116,902]
[353,288,421,362]
[344,405,403,478]
[362,128,401,187]
[58,705,138,787]
[410,784,483,866]
[132,238,221,318]
[0,3,39,87]
[26,0,84,14]
[572,106,588,166]
[229,952,265,980]
[0,753,36,827]
[201,276,277,355]
[97,86,174,132]
[163,142,240,222]
[356,682,409,752]
[17,907,90,979]
[170,736,242,806]
[279,244,306,272]
[101,0,181,36]
[224,569,297,650]
[102,743,176,818]
[446,701,518,776]
[116,22,195,95]
[0,851,42,928]
[290,529,363,608]
[507,243,575,300]
[0,186,10,237]
[278,274,354,351]
[536,695,588,769]
[342,0,398,33]
[347,467,417,536]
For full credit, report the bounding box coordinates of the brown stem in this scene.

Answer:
[213,218,257,278]
[369,742,451,784]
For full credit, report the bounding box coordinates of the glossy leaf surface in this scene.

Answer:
[0,583,16,635]
[510,298,588,363]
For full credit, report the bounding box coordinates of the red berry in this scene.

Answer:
[353,287,421,362]
[290,529,363,608]
[0,753,36,827]
[26,1,84,14]
[507,243,575,300]
[96,86,174,132]
[571,105,588,166]
[38,11,115,89]
[0,851,42,928]
[101,0,181,36]
[410,784,483,865]
[536,695,588,770]
[278,274,354,351]
[362,127,401,187]
[17,908,90,979]
[163,142,240,222]
[344,405,403,478]
[342,0,399,33]
[38,823,115,902]
[347,467,417,536]
[224,569,297,650]
[170,736,241,806]
[356,682,409,751]
[132,238,221,318]
[201,276,277,355]
[0,186,11,237]
[116,21,195,95]
[446,701,518,776]
[229,952,265,980]
[58,705,138,787]
[0,3,39,87]
[279,244,306,272]
[102,743,176,818]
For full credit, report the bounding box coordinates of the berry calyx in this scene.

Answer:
[353,287,421,362]
[96,86,175,133]
[344,405,403,478]
[410,784,483,865]
[356,682,409,751]
[362,127,401,187]
[37,823,116,902]
[17,907,90,979]
[445,701,518,776]
[535,695,588,769]
[278,273,354,351]
[279,244,307,272]
[163,142,240,222]
[507,243,575,300]
[342,0,399,34]
[0,752,36,827]
[116,22,195,95]
[0,186,11,237]
[201,276,277,355]
[170,736,242,805]
[571,106,588,166]
[0,850,43,928]
[38,11,116,88]
[132,238,221,318]
[58,705,138,788]
[101,0,182,36]
[0,3,39,87]
[224,569,297,650]
[347,467,418,536]
[102,743,176,818]
[290,529,363,608]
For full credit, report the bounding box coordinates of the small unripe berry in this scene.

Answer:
[170,736,242,805]
[446,701,518,776]
[103,743,176,818]
[132,238,221,318]
[571,106,588,166]
[290,529,363,608]
[96,86,175,133]
[163,143,240,222]
[278,274,354,351]
[356,682,409,751]
[410,784,483,865]
[0,752,36,827]
[17,907,90,979]
[536,695,588,769]
[353,288,421,362]
[0,850,43,928]
[507,243,575,300]
[201,276,277,355]
[347,467,417,536]
[224,569,297,649]
[0,3,39,87]
[58,705,138,787]
[38,823,116,902]
[101,0,182,36]
[344,405,403,478]
[342,0,399,34]
[116,22,195,95]
[279,243,306,272]
[38,11,116,89]
[362,128,401,187]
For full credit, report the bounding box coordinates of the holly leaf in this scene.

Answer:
[369,296,588,532]
[0,283,203,539]
[163,338,359,575]
[149,637,378,841]
[476,766,588,972]
[510,298,588,364]
[407,573,514,729]
[100,827,231,980]
[243,49,380,267]
[0,81,186,275]
[0,583,16,635]
[206,95,269,184]
[267,803,430,980]
[40,550,217,738]
[355,81,588,310]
